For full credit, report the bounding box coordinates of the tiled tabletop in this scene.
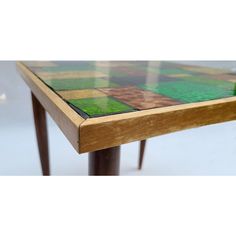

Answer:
[24,61,236,118]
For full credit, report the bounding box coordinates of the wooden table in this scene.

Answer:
[17,61,236,175]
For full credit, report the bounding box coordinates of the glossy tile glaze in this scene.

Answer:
[24,61,236,118]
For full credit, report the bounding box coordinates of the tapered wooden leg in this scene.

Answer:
[138,140,146,170]
[89,146,120,176]
[31,93,50,176]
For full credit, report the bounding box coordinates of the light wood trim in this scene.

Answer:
[79,97,236,153]
[16,62,84,151]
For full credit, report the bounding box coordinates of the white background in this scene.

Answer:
[0,0,236,235]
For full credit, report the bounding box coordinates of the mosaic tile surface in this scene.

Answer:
[24,61,236,118]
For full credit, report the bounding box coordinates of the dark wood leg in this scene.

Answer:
[89,146,120,176]
[138,140,146,170]
[31,93,50,176]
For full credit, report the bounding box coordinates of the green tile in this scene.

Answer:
[182,76,234,90]
[159,68,192,75]
[107,70,128,77]
[44,78,119,91]
[139,80,235,103]
[137,67,193,76]
[68,97,135,116]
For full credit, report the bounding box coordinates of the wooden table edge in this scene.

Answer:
[79,96,236,153]
[16,61,85,152]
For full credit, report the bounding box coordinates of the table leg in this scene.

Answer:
[31,93,50,176]
[89,146,120,176]
[138,140,146,170]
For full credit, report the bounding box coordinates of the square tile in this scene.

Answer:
[181,66,228,75]
[106,75,180,86]
[108,68,147,78]
[95,61,136,68]
[142,67,194,77]
[139,80,235,103]
[157,62,187,69]
[53,61,95,67]
[68,97,135,117]
[181,76,235,90]
[37,71,108,80]
[159,68,191,75]
[100,87,182,109]
[57,89,107,100]
[44,78,119,91]
[25,61,57,67]
[39,65,96,72]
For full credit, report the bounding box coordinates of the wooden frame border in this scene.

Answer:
[17,62,236,154]
[79,97,236,153]
[16,62,85,152]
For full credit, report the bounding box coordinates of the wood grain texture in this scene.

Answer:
[79,97,236,153]
[32,93,50,175]
[16,62,84,152]
[89,146,120,175]
[138,140,146,170]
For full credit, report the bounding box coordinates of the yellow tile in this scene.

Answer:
[57,89,107,100]
[95,61,134,67]
[166,74,191,78]
[37,71,108,79]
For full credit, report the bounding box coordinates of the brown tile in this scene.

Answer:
[99,86,182,110]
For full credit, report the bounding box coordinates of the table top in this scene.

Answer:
[17,61,236,153]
